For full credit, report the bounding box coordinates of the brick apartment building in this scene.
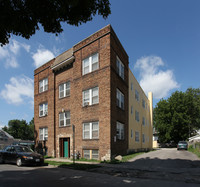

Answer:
[34,25,153,160]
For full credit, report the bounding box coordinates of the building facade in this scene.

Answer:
[128,70,153,152]
[34,25,152,160]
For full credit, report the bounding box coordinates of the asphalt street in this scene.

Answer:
[0,148,200,187]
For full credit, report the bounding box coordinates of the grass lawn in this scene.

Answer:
[188,145,200,158]
[45,150,153,167]
[101,151,150,164]
[122,152,146,162]
[44,160,101,170]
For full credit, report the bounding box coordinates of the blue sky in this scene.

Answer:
[0,0,200,128]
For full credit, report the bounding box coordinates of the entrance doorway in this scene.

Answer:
[59,138,70,158]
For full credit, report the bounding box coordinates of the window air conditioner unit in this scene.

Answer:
[84,102,89,107]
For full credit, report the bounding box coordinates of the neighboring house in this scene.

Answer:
[34,25,153,160]
[0,129,14,150]
[189,130,200,143]
[152,127,159,148]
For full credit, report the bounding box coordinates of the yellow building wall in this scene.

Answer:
[128,69,153,152]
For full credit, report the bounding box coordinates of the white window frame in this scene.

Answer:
[83,87,99,106]
[135,89,140,101]
[116,56,124,80]
[83,149,99,160]
[59,111,70,127]
[116,89,124,110]
[39,128,48,141]
[116,121,124,140]
[59,82,70,98]
[83,122,99,139]
[39,103,48,117]
[82,53,99,75]
[39,78,48,93]
[135,110,140,122]
[135,131,139,142]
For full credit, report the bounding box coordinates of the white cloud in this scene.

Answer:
[0,121,5,129]
[9,40,20,55]
[0,39,31,68]
[32,48,55,68]
[0,47,9,58]
[134,56,179,99]
[5,56,18,68]
[0,75,34,105]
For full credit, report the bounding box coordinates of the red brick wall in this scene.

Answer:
[34,25,129,160]
[110,29,129,157]
[34,59,55,156]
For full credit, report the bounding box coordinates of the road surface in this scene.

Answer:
[0,148,200,186]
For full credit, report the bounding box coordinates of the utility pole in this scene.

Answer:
[72,124,75,164]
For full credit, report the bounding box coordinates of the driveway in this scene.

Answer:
[95,148,200,184]
[126,148,200,170]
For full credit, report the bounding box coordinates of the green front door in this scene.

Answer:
[64,141,69,158]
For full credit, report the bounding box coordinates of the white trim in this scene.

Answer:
[82,53,99,75]
[39,127,48,141]
[83,87,99,106]
[39,103,48,117]
[83,122,99,139]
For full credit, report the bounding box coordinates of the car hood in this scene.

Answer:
[18,152,43,158]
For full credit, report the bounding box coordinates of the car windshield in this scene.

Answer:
[179,141,187,144]
[15,146,33,153]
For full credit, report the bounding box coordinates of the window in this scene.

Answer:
[135,89,140,101]
[131,129,133,139]
[92,150,99,160]
[82,53,99,75]
[131,106,133,114]
[39,103,48,117]
[59,82,70,98]
[116,56,124,79]
[83,150,90,159]
[142,117,145,126]
[83,122,99,139]
[116,89,124,110]
[39,78,48,93]
[142,134,145,143]
[83,87,99,106]
[135,131,139,142]
[59,111,70,127]
[135,110,140,122]
[83,149,99,160]
[142,99,146,109]
[131,82,133,91]
[39,128,48,140]
[116,121,124,140]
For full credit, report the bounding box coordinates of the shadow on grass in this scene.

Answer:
[45,160,101,170]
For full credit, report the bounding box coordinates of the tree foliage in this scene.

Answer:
[154,88,200,143]
[2,118,34,140]
[0,0,111,46]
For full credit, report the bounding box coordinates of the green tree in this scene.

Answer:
[0,0,111,46]
[2,118,34,140]
[154,88,200,143]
